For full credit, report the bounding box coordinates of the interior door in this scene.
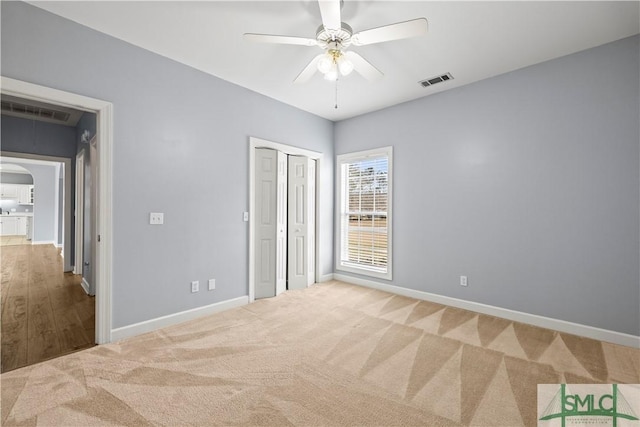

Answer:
[275,150,288,296]
[287,156,316,289]
[89,137,98,296]
[254,148,288,299]
[74,151,85,276]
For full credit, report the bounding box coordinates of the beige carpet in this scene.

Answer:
[1,281,638,426]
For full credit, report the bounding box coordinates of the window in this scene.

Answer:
[336,147,392,279]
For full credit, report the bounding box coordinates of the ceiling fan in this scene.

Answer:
[244,0,428,84]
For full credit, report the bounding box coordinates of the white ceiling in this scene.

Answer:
[29,1,640,121]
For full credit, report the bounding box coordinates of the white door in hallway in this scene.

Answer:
[89,137,98,296]
[287,156,315,290]
[74,150,85,276]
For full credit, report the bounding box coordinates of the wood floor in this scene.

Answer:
[1,243,95,373]
[0,236,30,247]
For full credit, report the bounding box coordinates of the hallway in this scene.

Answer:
[1,243,94,373]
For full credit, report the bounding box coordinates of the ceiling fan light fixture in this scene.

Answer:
[337,55,354,76]
[324,66,338,81]
[317,49,352,80]
[317,53,334,74]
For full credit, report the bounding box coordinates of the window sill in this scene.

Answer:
[336,263,392,281]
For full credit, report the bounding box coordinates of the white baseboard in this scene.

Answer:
[333,273,640,349]
[80,278,91,295]
[111,296,249,342]
[32,240,56,245]
[319,273,335,283]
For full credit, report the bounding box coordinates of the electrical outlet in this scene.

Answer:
[150,212,164,225]
[191,280,199,293]
[460,276,468,287]
[208,278,216,290]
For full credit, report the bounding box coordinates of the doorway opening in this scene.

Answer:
[0,153,92,372]
[1,76,113,348]
[249,137,322,302]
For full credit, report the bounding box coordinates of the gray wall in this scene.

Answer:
[1,1,334,329]
[1,115,77,158]
[335,35,640,336]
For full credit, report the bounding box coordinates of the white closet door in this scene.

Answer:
[287,156,316,289]
[255,148,278,299]
[275,150,288,296]
[307,159,316,286]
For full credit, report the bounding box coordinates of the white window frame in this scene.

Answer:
[335,146,393,280]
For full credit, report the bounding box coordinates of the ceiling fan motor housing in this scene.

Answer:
[316,23,353,49]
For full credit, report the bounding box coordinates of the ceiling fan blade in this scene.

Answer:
[351,18,428,46]
[294,54,323,84]
[344,51,383,82]
[244,33,318,46]
[318,0,341,32]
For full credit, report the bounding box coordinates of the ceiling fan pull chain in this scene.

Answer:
[335,78,339,109]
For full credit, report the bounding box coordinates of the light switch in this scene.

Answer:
[243,212,249,222]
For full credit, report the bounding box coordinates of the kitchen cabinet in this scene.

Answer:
[18,185,34,205]
[26,216,32,240]
[1,184,34,204]
[0,184,19,199]
[1,184,33,203]
[16,217,27,235]
[0,216,30,236]
[0,217,18,235]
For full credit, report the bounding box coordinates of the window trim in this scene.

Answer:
[335,146,393,280]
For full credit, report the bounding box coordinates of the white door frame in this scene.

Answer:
[249,136,322,303]
[1,76,114,344]
[74,150,85,276]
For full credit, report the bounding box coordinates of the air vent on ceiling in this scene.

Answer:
[419,73,453,88]
[1,100,71,122]
[1,95,82,126]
